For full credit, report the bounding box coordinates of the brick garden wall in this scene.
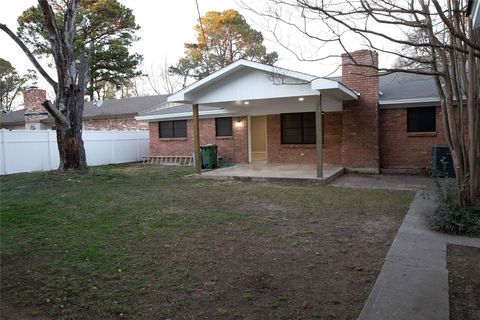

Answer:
[149,116,248,163]
[266,113,343,165]
[83,117,148,131]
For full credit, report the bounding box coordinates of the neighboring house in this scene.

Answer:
[0,88,167,131]
[136,50,464,174]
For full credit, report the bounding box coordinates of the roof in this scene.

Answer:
[41,94,168,123]
[84,95,168,118]
[1,94,168,125]
[137,104,238,121]
[167,59,358,104]
[0,109,25,125]
[168,59,318,104]
[140,68,440,120]
[139,104,221,116]
[378,72,438,105]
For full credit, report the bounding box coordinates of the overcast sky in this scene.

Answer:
[0,0,397,100]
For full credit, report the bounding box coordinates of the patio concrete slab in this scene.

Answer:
[330,173,433,190]
[199,163,344,185]
[358,192,480,320]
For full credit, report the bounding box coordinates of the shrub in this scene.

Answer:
[428,175,480,236]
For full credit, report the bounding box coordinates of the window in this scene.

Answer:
[281,112,316,144]
[407,107,436,133]
[215,117,233,137]
[159,120,187,138]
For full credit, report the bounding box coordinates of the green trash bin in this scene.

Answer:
[200,144,218,169]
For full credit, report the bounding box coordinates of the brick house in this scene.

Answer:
[137,49,462,175]
[0,88,167,131]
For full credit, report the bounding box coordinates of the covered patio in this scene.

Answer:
[164,59,358,179]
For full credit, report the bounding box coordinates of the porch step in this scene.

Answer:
[142,156,193,166]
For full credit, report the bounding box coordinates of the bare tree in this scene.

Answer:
[242,0,480,207]
[1,0,89,171]
[146,60,184,95]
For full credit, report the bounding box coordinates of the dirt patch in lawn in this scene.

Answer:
[1,165,413,320]
[113,166,144,174]
[447,244,480,320]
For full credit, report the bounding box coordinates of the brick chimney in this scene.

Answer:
[340,50,380,173]
[23,87,47,130]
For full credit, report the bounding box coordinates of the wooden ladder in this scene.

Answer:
[142,156,193,166]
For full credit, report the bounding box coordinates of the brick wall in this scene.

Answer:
[149,116,248,163]
[380,106,447,169]
[340,50,380,173]
[83,117,148,131]
[266,113,343,165]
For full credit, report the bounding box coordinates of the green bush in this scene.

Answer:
[428,176,480,236]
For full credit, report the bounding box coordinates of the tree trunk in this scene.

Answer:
[56,124,87,171]
[53,88,87,171]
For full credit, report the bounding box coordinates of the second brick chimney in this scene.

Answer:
[340,50,380,173]
[23,87,48,130]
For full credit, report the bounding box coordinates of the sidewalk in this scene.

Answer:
[358,192,480,320]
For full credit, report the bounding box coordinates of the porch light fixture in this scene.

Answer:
[235,119,243,128]
[298,97,304,101]
[243,101,250,105]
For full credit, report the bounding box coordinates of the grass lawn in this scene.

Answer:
[1,164,414,319]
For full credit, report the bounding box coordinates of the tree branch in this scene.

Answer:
[41,100,68,126]
[0,23,57,90]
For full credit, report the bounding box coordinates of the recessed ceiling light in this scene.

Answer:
[298,97,304,101]
[244,101,250,105]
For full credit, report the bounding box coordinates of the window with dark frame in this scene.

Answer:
[407,107,436,133]
[158,120,187,138]
[281,112,317,144]
[215,117,233,137]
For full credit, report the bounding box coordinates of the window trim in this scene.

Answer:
[158,120,187,139]
[215,117,233,137]
[407,106,436,133]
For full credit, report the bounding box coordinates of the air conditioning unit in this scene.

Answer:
[431,145,455,178]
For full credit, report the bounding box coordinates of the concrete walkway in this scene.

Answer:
[358,192,480,320]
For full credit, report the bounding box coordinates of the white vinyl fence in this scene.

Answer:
[0,129,149,175]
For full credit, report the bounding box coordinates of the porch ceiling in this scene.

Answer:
[207,95,344,115]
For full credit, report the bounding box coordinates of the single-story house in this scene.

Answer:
[136,49,461,176]
[0,89,168,131]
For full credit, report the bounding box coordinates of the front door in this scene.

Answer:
[250,115,267,162]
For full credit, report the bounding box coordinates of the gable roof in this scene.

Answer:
[168,59,319,103]
[168,59,357,104]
